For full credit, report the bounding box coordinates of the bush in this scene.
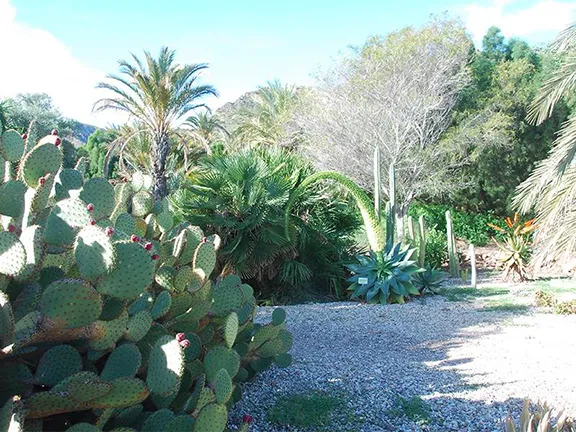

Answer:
[425,227,448,269]
[555,300,576,315]
[171,148,361,301]
[535,290,557,307]
[409,203,505,246]
[0,128,292,430]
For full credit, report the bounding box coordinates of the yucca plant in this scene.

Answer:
[488,214,535,282]
[346,241,423,304]
[412,266,445,294]
[505,399,574,431]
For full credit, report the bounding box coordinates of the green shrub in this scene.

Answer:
[171,148,361,301]
[409,203,505,246]
[555,300,576,315]
[0,128,292,430]
[534,290,557,307]
[425,227,448,269]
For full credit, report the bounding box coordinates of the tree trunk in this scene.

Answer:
[151,132,170,200]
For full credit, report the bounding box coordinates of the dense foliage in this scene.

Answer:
[171,148,362,301]
[0,127,293,431]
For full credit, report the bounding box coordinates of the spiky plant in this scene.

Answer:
[346,241,423,304]
[505,399,574,431]
[488,214,535,281]
[412,266,445,294]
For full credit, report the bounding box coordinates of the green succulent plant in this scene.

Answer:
[505,399,574,431]
[346,241,423,304]
[0,126,292,431]
[412,266,445,295]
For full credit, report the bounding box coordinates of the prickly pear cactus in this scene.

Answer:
[0,127,292,431]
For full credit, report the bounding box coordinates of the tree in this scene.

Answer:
[94,47,217,200]
[234,80,304,148]
[184,111,229,153]
[2,93,72,136]
[296,17,472,215]
[514,22,576,263]
[80,129,119,178]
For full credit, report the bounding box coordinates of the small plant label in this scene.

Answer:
[358,277,369,285]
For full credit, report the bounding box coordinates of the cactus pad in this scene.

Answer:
[203,346,240,383]
[97,242,154,300]
[223,313,238,349]
[193,403,227,432]
[175,226,203,265]
[155,266,175,291]
[174,266,192,292]
[40,279,103,329]
[0,180,26,218]
[44,198,92,246]
[35,345,82,386]
[21,142,63,188]
[75,226,116,280]
[114,213,136,236]
[166,415,195,431]
[182,333,202,362]
[79,178,116,220]
[89,310,129,351]
[113,403,143,427]
[155,212,173,232]
[66,423,101,432]
[211,276,243,318]
[0,291,14,348]
[125,310,153,342]
[142,409,174,432]
[26,390,85,419]
[192,242,216,277]
[101,343,142,381]
[0,232,26,277]
[150,291,171,320]
[0,130,25,162]
[272,308,286,326]
[67,376,113,403]
[211,369,232,405]
[91,377,149,409]
[131,191,154,217]
[54,169,84,201]
[275,353,293,368]
[146,335,185,396]
[128,292,154,316]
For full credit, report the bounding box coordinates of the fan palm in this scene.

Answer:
[93,47,217,199]
[513,22,576,263]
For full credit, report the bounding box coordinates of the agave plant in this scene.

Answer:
[346,241,423,304]
[412,266,445,294]
[506,399,574,431]
[488,214,535,282]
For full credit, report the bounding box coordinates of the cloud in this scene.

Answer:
[462,0,576,46]
[0,0,114,126]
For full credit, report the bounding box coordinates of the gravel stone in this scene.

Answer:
[230,295,576,431]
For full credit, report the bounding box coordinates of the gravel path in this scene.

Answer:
[230,295,576,432]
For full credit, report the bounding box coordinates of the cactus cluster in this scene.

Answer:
[0,127,293,431]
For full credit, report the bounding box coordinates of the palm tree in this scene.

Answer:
[235,80,304,148]
[513,22,576,263]
[184,111,229,154]
[94,47,217,200]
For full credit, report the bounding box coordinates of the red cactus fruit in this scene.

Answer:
[179,339,190,348]
[131,235,140,243]
[87,203,94,212]
[243,414,254,424]
[51,129,59,136]
[8,225,16,233]
[90,220,96,226]
[39,177,46,185]
[201,237,208,243]
[21,133,27,140]
[144,242,153,251]
[175,333,186,342]
[151,254,159,260]
[105,226,115,236]
[54,137,61,147]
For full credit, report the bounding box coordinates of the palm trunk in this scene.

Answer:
[151,132,170,200]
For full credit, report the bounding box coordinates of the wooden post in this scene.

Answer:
[469,243,477,288]
[446,210,460,278]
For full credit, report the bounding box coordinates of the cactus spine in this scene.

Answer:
[446,210,460,277]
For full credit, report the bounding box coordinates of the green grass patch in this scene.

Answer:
[439,286,509,302]
[266,390,345,428]
[480,301,530,313]
[387,396,432,426]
